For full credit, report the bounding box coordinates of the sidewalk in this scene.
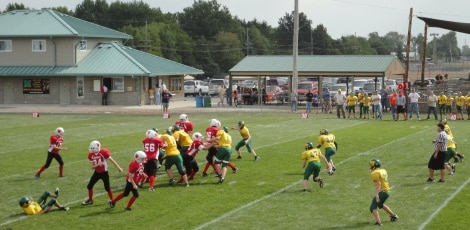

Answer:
[0,96,291,115]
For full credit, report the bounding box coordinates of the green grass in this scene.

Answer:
[0,112,469,230]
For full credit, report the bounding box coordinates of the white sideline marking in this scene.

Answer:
[193,127,433,229]
[418,177,470,230]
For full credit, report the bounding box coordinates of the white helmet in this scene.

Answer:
[179,114,188,122]
[192,132,203,141]
[55,127,64,136]
[134,151,147,163]
[210,119,220,127]
[89,140,101,154]
[146,130,157,139]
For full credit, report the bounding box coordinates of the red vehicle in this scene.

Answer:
[297,81,318,102]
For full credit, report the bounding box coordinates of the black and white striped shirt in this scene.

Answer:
[434,131,448,152]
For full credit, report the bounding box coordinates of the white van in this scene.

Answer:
[209,79,228,96]
[184,80,209,97]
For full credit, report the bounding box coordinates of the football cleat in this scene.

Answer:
[125,207,132,211]
[237,156,242,159]
[375,222,383,226]
[390,215,399,221]
[426,178,434,183]
[452,164,456,173]
[108,200,115,208]
[255,156,260,161]
[59,206,69,211]
[55,187,59,197]
[233,167,238,173]
[82,199,93,205]
[149,187,155,192]
[318,179,324,188]
[169,179,176,186]
[202,172,208,177]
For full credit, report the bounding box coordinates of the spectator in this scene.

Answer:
[380,89,389,113]
[218,85,225,107]
[161,89,172,114]
[148,87,155,105]
[155,86,161,105]
[437,92,447,120]
[389,91,398,121]
[291,92,298,113]
[408,89,420,120]
[100,84,108,106]
[305,89,314,114]
[322,88,331,113]
[426,91,438,120]
[372,91,382,120]
[334,89,346,119]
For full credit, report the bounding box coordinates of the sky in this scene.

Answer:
[2,0,470,48]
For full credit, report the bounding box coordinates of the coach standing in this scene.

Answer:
[426,123,448,183]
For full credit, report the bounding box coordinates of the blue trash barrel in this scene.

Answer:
[196,96,203,108]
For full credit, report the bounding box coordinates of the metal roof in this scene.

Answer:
[0,43,203,76]
[0,9,132,39]
[229,55,405,76]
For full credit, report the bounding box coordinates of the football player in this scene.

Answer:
[19,188,69,215]
[35,127,67,178]
[142,130,165,191]
[161,127,188,187]
[369,159,398,226]
[214,124,233,184]
[233,121,260,161]
[301,142,328,192]
[82,140,123,206]
[183,132,209,181]
[109,151,146,211]
[201,119,222,177]
[175,114,194,134]
[317,129,337,175]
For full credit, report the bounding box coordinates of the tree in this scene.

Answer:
[4,2,27,12]
[368,32,390,55]
[276,11,312,55]
[311,24,334,55]
[50,6,74,15]
[338,35,374,55]
[75,0,109,26]
[212,31,244,73]
[107,1,169,30]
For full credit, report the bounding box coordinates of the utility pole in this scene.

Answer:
[430,33,439,64]
[292,0,299,96]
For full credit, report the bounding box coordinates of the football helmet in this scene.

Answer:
[223,126,229,133]
[369,159,381,170]
[55,127,65,136]
[238,121,245,128]
[192,132,203,141]
[146,130,157,139]
[19,196,31,207]
[179,114,188,122]
[210,119,220,127]
[134,151,147,163]
[172,125,180,132]
[305,142,314,150]
[441,119,447,124]
[319,129,328,135]
[89,140,101,154]
[152,128,158,133]
[166,126,173,135]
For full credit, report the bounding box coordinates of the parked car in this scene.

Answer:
[297,81,318,102]
[362,82,382,95]
[384,79,398,91]
[329,84,351,101]
[183,80,209,97]
[353,79,368,95]
[209,79,228,96]
[413,79,433,87]
[264,85,285,104]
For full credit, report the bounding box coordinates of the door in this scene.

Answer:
[59,79,70,104]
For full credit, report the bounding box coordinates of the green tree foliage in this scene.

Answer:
[50,6,74,16]
[212,32,245,72]
[75,0,109,26]
[311,24,334,55]
[276,12,312,55]
[4,2,27,12]
[107,1,168,30]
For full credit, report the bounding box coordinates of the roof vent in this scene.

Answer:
[97,45,103,49]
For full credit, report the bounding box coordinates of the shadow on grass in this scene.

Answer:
[318,221,371,229]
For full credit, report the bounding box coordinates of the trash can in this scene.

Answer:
[203,96,211,107]
[196,96,203,108]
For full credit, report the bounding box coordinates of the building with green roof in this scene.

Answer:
[0,9,203,105]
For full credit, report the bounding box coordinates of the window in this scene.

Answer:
[79,40,87,50]
[103,77,124,92]
[32,40,46,52]
[0,40,12,52]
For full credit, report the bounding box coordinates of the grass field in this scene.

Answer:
[0,111,469,230]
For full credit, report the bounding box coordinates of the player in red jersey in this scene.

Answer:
[175,113,194,135]
[82,140,123,206]
[109,151,146,211]
[183,132,210,181]
[35,127,67,178]
[142,129,165,191]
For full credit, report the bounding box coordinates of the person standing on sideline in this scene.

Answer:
[155,86,161,105]
[357,90,364,118]
[305,89,314,114]
[368,159,399,226]
[372,90,382,120]
[82,141,123,205]
[427,123,448,182]
[109,151,146,211]
[396,91,407,121]
[142,130,164,191]
[426,91,438,120]
[225,86,231,105]
[389,91,398,121]
[302,142,328,192]
[346,92,358,118]
[362,93,371,119]
[233,121,260,161]
[217,85,225,106]
[465,91,470,120]
[35,127,67,178]
[19,188,69,215]
[148,87,155,105]
[316,129,337,175]
[445,93,454,115]
[161,89,172,114]
[437,92,447,119]
[334,89,346,119]
[408,89,420,120]
[291,92,298,113]
[100,84,108,106]
[455,92,465,120]
[322,88,331,113]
